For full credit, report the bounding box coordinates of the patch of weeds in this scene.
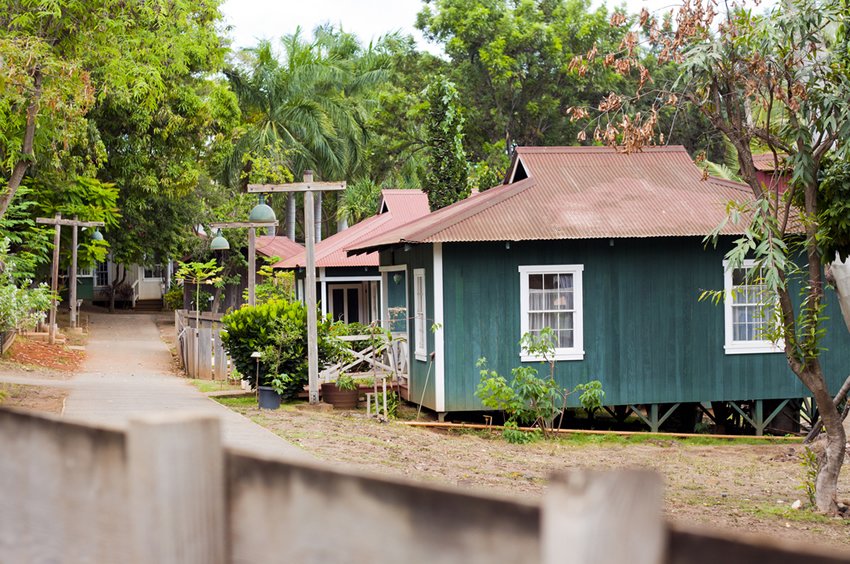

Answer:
[750,504,844,525]
[446,428,495,440]
[798,446,818,507]
[190,379,243,393]
[215,396,258,408]
[551,432,795,447]
[503,421,541,444]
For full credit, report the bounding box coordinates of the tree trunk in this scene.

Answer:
[811,379,846,515]
[0,67,43,220]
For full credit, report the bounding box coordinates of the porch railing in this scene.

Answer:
[320,333,408,387]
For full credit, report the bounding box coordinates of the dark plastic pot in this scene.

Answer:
[258,386,282,410]
[321,382,359,409]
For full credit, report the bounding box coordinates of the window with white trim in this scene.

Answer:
[144,264,165,279]
[519,265,584,361]
[723,259,783,354]
[76,266,93,277]
[413,268,427,361]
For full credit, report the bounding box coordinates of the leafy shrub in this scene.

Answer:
[0,238,51,333]
[163,284,184,310]
[502,420,541,444]
[475,328,605,441]
[220,299,344,399]
[335,373,358,391]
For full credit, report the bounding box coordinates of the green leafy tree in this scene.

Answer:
[585,0,850,514]
[225,29,389,238]
[423,77,469,210]
[175,259,223,323]
[416,0,629,159]
[0,238,51,333]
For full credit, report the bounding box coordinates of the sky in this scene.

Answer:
[219,0,678,53]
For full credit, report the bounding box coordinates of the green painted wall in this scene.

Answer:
[390,238,850,413]
[383,246,437,410]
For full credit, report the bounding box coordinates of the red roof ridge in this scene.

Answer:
[515,145,688,155]
[367,178,535,247]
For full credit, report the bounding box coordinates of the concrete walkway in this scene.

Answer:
[62,312,311,461]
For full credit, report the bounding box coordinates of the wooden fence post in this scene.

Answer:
[128,414,226,564]
[542,470,666,564]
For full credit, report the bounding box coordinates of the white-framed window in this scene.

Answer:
[413,268,427,361]
[95,262,109,287]
[519,265,584,361]
[723,259,784,354]
[76,266,93,277]
[144,264,165,279]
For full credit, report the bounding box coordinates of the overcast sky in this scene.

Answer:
[219,0,679,53]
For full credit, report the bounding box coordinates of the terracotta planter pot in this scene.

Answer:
[321,382,359,409]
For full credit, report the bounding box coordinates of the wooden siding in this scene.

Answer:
[436,238,850,412]
[383,246,437,410]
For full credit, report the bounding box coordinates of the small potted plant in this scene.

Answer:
[321,373,359,409]
[258,374,288,410]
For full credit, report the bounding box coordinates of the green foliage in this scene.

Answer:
[423,76,469,210]
[246,259,295,305]
[335,373,358,392]
[476,329,605,441]
[0,238,52,332]
[220,299,342,399]
[175,259,223,319]
[502,420,541,444]
[799,446,818,508]
[416,0,631,161]
[163,284,184,311]
[816,156,850,261]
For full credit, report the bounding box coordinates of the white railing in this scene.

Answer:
[130,279,140,309]
[320,333,408,387]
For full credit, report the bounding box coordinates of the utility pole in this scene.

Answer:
[36,214,105,343]
[248,172,345,404]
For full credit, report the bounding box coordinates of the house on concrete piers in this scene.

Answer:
[348,146,850,432]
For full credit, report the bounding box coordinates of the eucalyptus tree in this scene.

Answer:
[224,28,389,239]
[581,0,850,514]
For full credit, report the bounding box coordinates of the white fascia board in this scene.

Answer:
[434,243,446,413]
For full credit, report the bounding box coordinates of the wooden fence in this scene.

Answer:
[1,407,847,564]
[175,309,229,380]
[0,329,15,355]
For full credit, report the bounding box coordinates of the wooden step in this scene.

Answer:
[134,299,164,312]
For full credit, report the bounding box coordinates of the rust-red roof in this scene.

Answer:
[348,146,755,253]
[277,189,429,268]
[256,236,304,261]
[752,153,787,172]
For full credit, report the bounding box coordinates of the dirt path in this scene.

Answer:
[219,400,850,553]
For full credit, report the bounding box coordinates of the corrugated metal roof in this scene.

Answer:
[752,153,787,172]
[348,146,755,254]
[277,189,429,268]
[255,236,304,260]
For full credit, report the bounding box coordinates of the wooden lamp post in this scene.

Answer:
[35,214,105,343]
[247,171,346,405]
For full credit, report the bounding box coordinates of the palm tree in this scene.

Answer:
[224,28,388,239]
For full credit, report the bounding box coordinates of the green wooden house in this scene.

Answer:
[348,146,850,433]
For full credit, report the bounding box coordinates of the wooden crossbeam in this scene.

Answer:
[247,182,346,193]
[209,221,279,229]
[36,217,104,227]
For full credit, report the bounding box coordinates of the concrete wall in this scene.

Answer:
[1,407,847,564]
[0,409,130,562]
